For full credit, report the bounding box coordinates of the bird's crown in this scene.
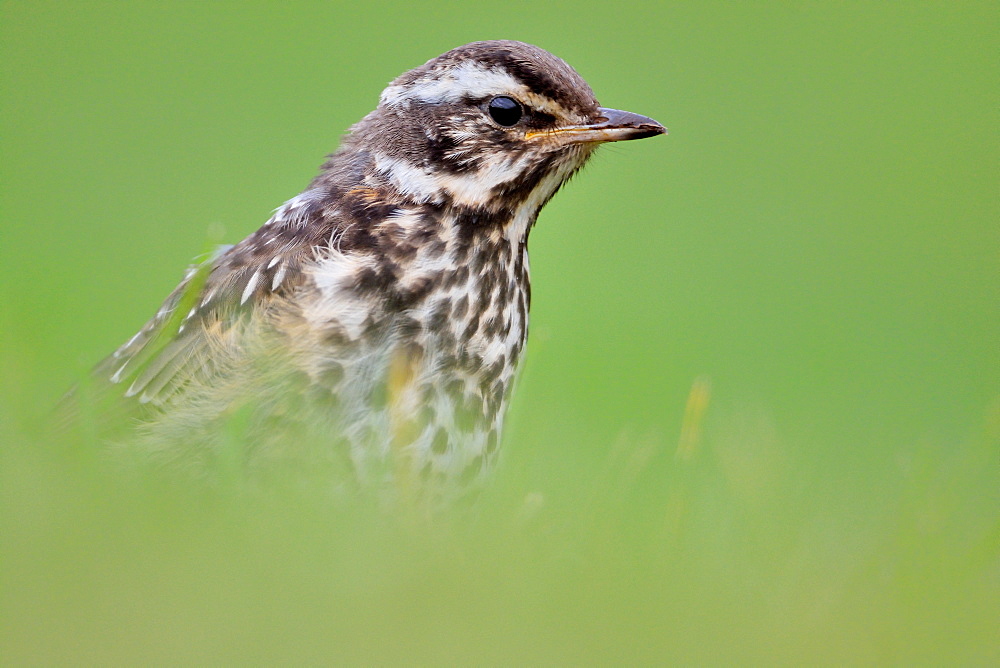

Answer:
[379,40,599,121]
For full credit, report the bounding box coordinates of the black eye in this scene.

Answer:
[488,96,522,126]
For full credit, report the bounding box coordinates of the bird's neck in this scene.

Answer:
[311,140,592,243]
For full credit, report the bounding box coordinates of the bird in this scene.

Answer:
[75,40,666,501]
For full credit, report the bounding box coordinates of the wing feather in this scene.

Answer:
[74,219,324,432]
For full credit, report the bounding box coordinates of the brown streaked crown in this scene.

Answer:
[392,40,600,116]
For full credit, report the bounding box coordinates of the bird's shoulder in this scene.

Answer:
[89,180,446,412]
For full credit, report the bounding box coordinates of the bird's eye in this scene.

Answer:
[487,96,523,126]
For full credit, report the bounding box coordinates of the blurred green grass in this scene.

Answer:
[2,1,998,663]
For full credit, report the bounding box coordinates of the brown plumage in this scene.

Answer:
[77,41,666,501]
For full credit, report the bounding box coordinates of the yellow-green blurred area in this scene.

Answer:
[2,1,997,663]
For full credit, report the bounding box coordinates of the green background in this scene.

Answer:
[2,1,997,663]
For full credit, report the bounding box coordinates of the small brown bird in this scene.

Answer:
[83,41,665,498]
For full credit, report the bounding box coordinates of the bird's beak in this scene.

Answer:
[526,107,667,144]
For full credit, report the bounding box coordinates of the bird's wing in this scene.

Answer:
[89,221,323,411]
[61,187,393,438]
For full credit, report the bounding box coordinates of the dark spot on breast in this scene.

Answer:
[438,352,458,371]
[409,222,442,247]
[438,329,456,353]
[483,390,502,422]
[452,206,508,240]
[459,350,483,374]
[477,272,496,308]
[355,265,396,296]
[428,297,451,332]
[380,222,404,240]
[462,310,481,340]
[388,242,418,262]
[469,250,488,280]
[481,316,501,340]
[429,238,447,256]
[481,359,504,387]
[452,295,468,320]
[397,275,436,308]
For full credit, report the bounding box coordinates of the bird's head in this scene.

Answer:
[332,40,665,221]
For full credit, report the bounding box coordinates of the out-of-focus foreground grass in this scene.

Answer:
[2,388,997,664]
[2,1,998,663]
